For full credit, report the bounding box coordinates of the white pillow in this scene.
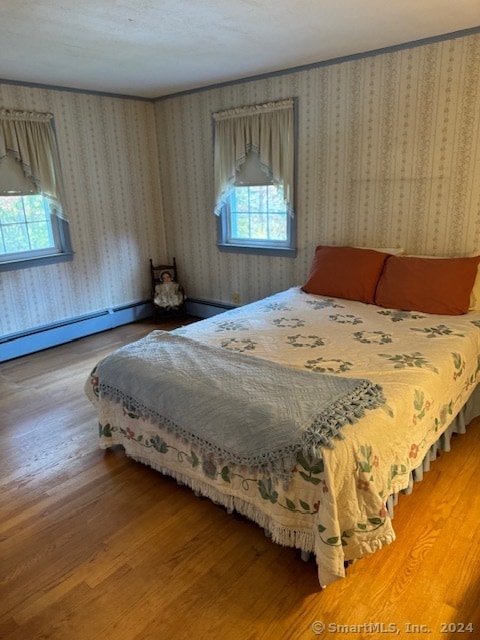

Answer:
[355,246,405,255]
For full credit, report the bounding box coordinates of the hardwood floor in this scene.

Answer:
[1,319,479,640]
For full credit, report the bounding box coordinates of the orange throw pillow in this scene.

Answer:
[302,246,390,304]
[375,255,480,315]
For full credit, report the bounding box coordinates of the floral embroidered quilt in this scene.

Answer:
[85,287,480,587]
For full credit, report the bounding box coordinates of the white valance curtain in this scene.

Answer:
[0,108,66,217]
[212,98,294,216]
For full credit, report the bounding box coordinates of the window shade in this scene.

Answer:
[0,153,37,196]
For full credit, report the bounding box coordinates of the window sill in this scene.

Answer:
[217,243,297,258]
[0,251,74,272]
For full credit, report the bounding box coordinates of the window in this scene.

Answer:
[0,194,55,257]
[225,182,292,248]
[0,109,72,271]
[213,99,296,256]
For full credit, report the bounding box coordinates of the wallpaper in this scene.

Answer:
[155,33,480,307]
[0,84,166,336]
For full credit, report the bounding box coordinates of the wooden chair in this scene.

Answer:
[149,257,186,321]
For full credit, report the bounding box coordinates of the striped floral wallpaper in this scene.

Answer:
[155,32,480,307]
[1,31,480,336]
[0,84,166,336]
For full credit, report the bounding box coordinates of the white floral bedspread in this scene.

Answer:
[85,287,480,587]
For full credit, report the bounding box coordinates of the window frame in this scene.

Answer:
[0,212,73,271]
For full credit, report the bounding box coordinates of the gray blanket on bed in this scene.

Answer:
[96,330,384,481]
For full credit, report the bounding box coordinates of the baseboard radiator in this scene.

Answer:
[0,301,152,362]
[0,297,235,362]
[185,297,236,319]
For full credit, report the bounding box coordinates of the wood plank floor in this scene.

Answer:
[1,318,479,640]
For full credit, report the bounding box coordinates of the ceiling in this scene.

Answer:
[1,1,479,100]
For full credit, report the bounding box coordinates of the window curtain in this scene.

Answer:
[0,108,67,218]
[212,98,294,216]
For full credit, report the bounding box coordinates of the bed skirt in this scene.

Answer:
[386,382,480,516]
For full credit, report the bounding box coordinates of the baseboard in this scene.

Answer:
[0,301,152,362]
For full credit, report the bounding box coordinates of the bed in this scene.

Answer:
[85,246,480,588]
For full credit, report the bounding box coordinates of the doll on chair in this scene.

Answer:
[154,271,184,310]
